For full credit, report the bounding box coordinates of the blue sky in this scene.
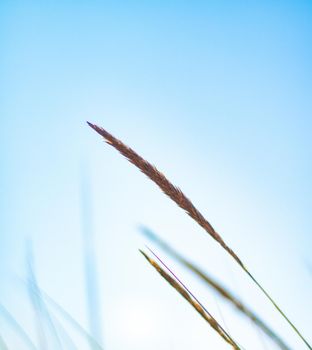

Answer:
[1,1,312,349]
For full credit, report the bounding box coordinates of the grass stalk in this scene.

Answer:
[141,226,291,350]
[88,122,311,349]
[140,248,241,349]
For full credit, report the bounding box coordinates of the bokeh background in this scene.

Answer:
[1,1,311,349]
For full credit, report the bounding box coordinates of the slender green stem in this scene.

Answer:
[244,267,311,350]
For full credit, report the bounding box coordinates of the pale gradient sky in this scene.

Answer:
[1,1,312,349]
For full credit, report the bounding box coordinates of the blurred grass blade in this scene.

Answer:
[0,304,37,350]
[141,226,291,350]
[47,311,77,350]
[0,333,8,350]
[80,168,104,349]
[34,288,103,350]
[26,241,63,350]
[140,248,241,350]
[88,122,311,349]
